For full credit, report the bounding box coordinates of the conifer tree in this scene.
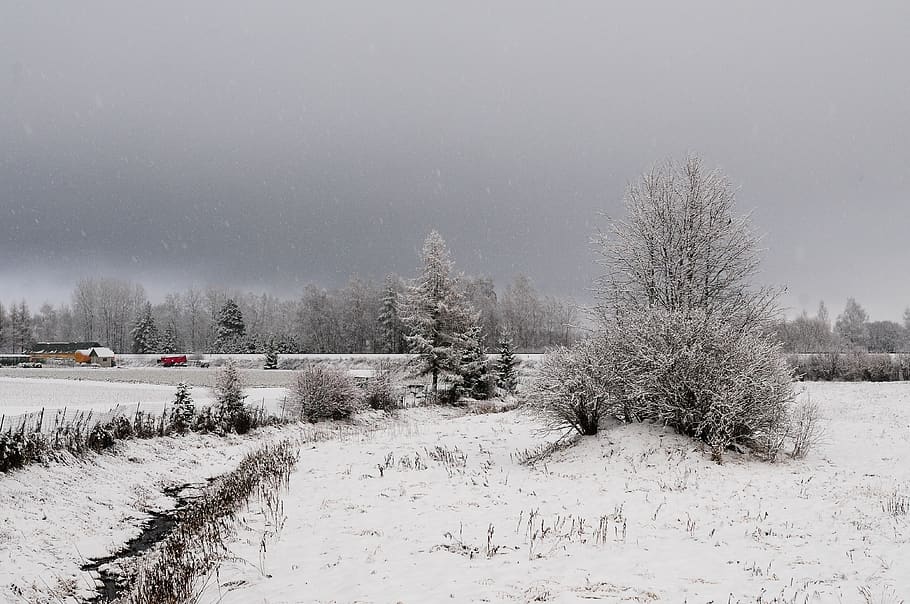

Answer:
[378,274,407,353]
[170,382,195,434]
[130,302,160,353]
[459,323,491,399]
[213,360,250,432]
[160,323,180,354]
[401,231,476,400]
[496,328,518,392]
[214,299,246,353]
[264,338,279,369]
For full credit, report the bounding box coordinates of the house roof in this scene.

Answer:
[30,342,101,354]
[89,347,116,358]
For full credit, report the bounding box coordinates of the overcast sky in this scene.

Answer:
[2,2,909,319]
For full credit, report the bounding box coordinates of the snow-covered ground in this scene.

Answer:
[0,375,289,419]
[2,381,909,603]
[201,382,910,603]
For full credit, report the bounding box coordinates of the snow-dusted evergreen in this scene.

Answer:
[263,341,279,370]
[212,361,250,433]
[400,231,476,400]
[170,382,195,434]
[214,299,246,353]
[458,323,491,400]
[159,323,180,354]
[130,302,160,354]
[495,328,518,392]
[378,274,408,354]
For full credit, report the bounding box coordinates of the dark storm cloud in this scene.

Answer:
[2,2,910,318]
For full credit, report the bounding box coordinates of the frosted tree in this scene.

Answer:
[0,302,5,351]
[212,360,250,432]
[159,323,180,353]
[458,323,491,399]
[401,231,476,400]
[214,299,246,353]
[378,274,407,353]
[817,301,830,329]
[531,156,795,458]
[170,382,195,434]
[131,302,160,353]
[595,155,781,331]
[866,320,904,353]
[835,298,869,350]
[9,301,33,353]
[495,328,518,392]
[263,338,279,369]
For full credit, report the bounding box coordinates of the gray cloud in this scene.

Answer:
[2,2,910,318]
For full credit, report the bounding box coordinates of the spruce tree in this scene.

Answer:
[160,323,180,354]
[214,299,246,353]
[170,382,195,434]
[459,323,491,399]
[213,360,250,433]
[378,274,407,353]
[131,302,160,353]
[400,231,476,401]
[264,338,279,369]
[496,328,518,392]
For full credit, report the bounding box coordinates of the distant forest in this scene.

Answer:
[0,273,582,355]
[774,298,910,353]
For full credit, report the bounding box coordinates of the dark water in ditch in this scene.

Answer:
[80,483,201,602]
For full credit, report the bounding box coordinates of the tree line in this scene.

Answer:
[0,263,581,355]
[773,298,910,353]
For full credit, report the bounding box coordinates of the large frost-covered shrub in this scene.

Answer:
[609,308,795,460]
[529,309,796,458]
[292,365,363,422]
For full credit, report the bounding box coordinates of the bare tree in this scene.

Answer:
[595,155,781,331]
[835,298,869,350]
[183,288,204,352]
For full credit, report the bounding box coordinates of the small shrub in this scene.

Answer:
[292,365,362,422]
[87,422,116,451]
[526,338,614,435]
[789,398,824,458]
[363,375,400,412]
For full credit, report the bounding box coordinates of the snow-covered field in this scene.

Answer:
[202,382,910,603]
[0,375,289,419]
[2,381,909,603]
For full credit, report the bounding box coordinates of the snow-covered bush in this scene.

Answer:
[363,374,400,412]
[292,365,362,422]
[789,398,824,459]
[526,338,617,435]
[610,308,795,460]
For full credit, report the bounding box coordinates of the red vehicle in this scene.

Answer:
[158,355,188,367]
